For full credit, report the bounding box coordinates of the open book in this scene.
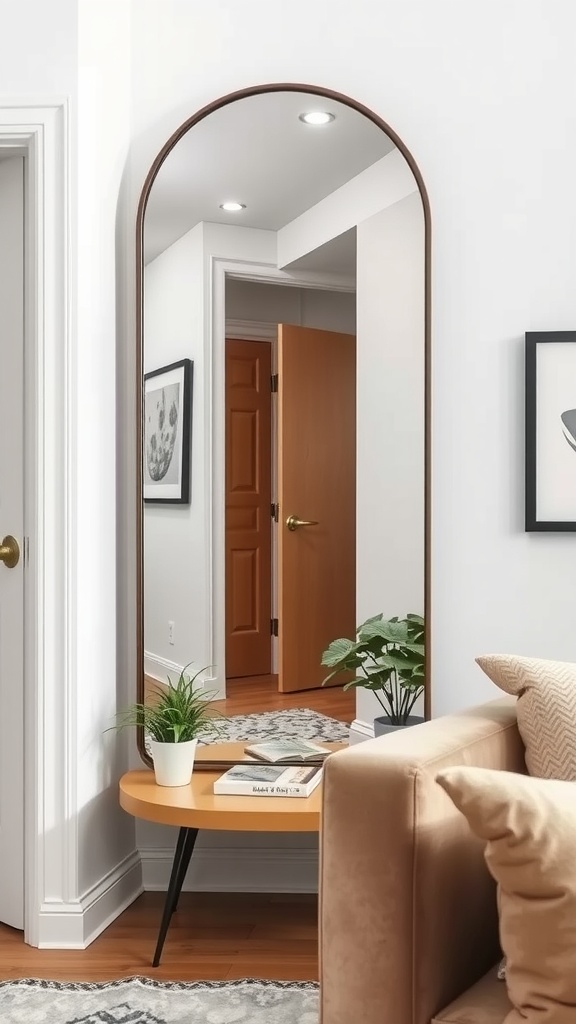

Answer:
[244,739,330,764]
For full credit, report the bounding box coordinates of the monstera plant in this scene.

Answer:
[321,613,425,732]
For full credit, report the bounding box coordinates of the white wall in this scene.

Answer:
[0,0,77,94]
[76,0,138,925]
[277,150,416,268]
[355,193,425,729]
[143,224,206,680]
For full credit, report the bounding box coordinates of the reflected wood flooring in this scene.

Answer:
[214,675,355,722]
[0,893,319,982]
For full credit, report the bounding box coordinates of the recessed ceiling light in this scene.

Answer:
[299,111,335,126]
[219,201,246,212]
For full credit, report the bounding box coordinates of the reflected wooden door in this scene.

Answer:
[225,339,272,678]
[277,324,356,693]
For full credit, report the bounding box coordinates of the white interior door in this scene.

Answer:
[0,155,25,929]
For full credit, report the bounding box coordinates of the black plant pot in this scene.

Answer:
[374,715,425,737]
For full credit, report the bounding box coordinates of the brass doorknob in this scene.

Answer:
[285,515,319,532]
[0,535,20,569]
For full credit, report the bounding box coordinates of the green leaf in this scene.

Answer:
[406,613,424,626]
[342,677,373,691]
[363,663,394,679]
[364,655,397,672]
[403,643,425,656]
[321,637,358,667]
[365,677,394,692]
[385,651,421,669]
[360,618,409,645]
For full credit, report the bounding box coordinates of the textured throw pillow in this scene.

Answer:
[476,654,576,779]
[436,766,576,1024]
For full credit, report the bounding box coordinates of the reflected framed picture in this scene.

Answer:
[525,332,576,531]
[144,358,193,504]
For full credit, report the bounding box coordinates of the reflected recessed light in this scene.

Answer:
[219,201,246,212]
[299,111,335,126]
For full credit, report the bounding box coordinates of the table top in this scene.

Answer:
[119,741,344,833]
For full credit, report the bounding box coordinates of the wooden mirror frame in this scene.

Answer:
[135,83,432,768]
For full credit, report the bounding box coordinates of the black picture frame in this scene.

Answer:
[525,331,576,531]
[144,358,193,504]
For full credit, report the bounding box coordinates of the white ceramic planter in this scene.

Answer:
[150,738,198,787]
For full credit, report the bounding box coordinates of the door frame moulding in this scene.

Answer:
[225,319,278,342]
[210,257,355,699]
[0,100,74,946]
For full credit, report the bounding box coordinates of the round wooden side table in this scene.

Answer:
[119,741,341,965]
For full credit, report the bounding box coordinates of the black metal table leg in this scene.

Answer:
[152,826,199,967]
[171,827,198,914]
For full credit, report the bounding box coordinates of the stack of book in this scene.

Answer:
[213,739,330,798]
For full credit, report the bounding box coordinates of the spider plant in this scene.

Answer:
[112,664,223,743]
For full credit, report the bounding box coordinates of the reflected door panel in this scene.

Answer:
[225,339,272,678]
[277,324,356,693]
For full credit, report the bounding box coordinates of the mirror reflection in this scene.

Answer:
[141,89,426,759]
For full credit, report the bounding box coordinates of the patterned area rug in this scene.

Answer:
[0,977,319,1023]
[201,707,350,744]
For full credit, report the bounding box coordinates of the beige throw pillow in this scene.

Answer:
[436,766,576,1024]
[476,654,576,778]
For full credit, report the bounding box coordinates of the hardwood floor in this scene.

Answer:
[215,675,355,723]
[0,893,319,982]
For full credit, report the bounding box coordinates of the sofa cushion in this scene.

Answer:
[475,654,576,779]
[435,766,576,1024]
[432,966,510,1024]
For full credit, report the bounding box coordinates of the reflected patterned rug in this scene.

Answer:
[0,977,319,1024]
[146,708,349,755]
[200,707,350,744]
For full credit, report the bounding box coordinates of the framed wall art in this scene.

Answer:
[525,331,576,531]
[144,358,193,504]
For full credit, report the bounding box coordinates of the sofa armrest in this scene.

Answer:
[319,699,524,1024]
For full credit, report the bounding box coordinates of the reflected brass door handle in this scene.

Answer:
[0,535,20,569]
[285,515,319,532]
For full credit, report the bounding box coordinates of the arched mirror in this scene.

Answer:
[136,85,430,767]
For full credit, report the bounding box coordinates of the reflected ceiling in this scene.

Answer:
[144,91,394,263]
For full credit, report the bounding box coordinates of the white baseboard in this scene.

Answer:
[37,851,143,949]
[143,653,218,695]
[144,650,183,682]
[141,846,319,894]
[349,718,375,744]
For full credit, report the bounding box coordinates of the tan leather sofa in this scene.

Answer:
[320,698,526,1024]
